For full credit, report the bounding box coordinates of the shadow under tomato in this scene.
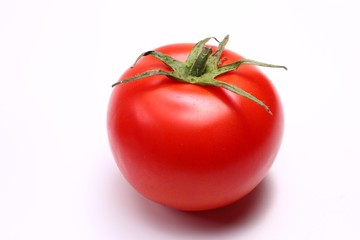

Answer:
[133,175,274,236]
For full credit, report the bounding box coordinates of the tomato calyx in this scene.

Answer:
[112,35,286,114]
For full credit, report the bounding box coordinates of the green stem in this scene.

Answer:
[188,47,213,77]
[112,35,286,114]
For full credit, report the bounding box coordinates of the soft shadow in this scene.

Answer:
[133,175,274,236]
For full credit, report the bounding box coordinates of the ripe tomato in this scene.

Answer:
[107,36,284,211]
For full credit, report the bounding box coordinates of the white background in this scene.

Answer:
[1,0,359,239]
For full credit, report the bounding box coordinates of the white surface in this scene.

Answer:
[1,0,359,239]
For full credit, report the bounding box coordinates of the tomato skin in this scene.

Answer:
[107,43,284,211]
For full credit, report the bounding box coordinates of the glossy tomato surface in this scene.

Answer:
[107,43,284,211]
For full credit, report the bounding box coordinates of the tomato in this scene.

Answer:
[107,36,285,211]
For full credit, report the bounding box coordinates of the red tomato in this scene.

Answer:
[107,37,284,211]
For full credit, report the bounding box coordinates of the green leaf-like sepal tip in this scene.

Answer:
[112,35,287,114]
